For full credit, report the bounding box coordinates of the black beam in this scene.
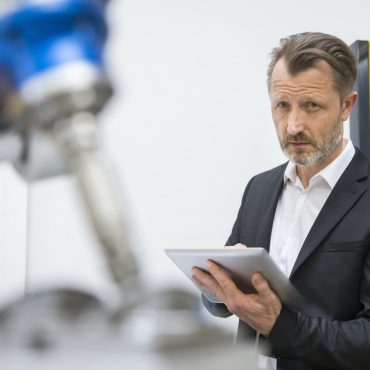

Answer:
[350,40,370,159]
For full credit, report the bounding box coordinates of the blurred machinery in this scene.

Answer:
[0,0,138,288]
[0,287,256,370]
[0,1,257,368]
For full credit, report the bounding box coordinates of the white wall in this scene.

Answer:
[1,0,370,330]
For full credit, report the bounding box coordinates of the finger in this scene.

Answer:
[192,267,216,286]
[224,243,247,249]
[206,260,240,299]
[191,267,225,302]
[191,274,213,293]
[192,266,224,295]
[191,274,207,290]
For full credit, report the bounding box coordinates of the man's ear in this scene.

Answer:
[342,91,358,121]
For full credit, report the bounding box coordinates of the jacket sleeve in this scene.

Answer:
[201,294,232,318]
[267,247,370,370]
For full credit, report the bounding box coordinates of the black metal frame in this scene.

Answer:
[350,40,370,159]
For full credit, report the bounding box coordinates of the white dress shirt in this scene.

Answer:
[258,139,355,370]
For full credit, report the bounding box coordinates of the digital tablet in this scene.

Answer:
[165,247,304,308]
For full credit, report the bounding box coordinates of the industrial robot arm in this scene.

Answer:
[0,0,139,288]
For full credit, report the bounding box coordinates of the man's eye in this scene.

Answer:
[306,102,319,109]
[277,102,289,108]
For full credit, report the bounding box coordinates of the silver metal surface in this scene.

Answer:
[0,288,257,370]
[49,111,140,287]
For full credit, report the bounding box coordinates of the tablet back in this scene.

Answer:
[165,248,304,308]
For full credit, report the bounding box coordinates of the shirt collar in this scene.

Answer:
[284,139,355,189]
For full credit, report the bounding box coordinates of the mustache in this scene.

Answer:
[282,134,317,146]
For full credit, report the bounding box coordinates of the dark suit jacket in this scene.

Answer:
[203,149,370,370]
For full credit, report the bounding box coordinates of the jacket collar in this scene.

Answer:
[290,149,369,277]
[255,149,369,277]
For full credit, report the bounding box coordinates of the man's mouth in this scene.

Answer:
[289,141,311,146]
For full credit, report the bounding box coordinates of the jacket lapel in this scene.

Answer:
[290,150,369,277]
[255,165,286,252]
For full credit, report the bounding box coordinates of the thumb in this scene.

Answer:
[251,272,274,298]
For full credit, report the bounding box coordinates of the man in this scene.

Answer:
[192,32,370,370]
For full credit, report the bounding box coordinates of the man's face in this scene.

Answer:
[269,58,353,167]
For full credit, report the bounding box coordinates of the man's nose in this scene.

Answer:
[286,109,304,135]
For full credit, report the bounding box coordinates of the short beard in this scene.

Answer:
[279,120,343,166]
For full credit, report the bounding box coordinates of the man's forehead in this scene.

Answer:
[270,58,336,92]
[271,58,334,80]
